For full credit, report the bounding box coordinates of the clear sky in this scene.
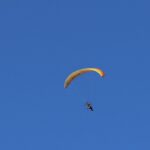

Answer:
[0,0,150,149]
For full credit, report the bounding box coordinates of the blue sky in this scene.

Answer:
[0,0,150,149]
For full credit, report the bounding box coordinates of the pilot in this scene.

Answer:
[85,102,94,111]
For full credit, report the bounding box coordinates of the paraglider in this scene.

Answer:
[64,67,105,111]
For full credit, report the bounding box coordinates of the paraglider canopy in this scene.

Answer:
[64,67,105,88]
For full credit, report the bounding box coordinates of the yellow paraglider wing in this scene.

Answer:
[64,68,105,88]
